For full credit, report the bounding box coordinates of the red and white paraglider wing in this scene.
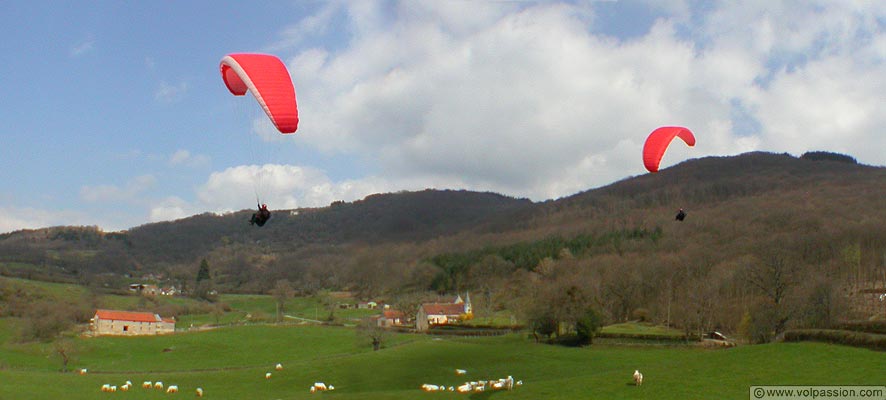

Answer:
[642,126,695,173]
[220,53,299,134]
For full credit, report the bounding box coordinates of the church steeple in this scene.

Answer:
[464,291,472,315]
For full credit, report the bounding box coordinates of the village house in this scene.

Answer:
[91,309,175,336]
[128,283,159,296]
[377,309,407,328]
[415,293,472,332]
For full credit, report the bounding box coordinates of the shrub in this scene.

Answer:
[782,329,886,351]
[631,308,650,322]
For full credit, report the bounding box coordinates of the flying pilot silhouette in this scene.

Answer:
[250,204,271,227]
[675,208,686,221]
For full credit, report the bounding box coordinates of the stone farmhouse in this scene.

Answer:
[416,293,472,332]
[91,309,175,336]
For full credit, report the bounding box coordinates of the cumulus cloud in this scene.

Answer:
[195,164,415,212]
[149,196,191,223]
[271,0,886,205]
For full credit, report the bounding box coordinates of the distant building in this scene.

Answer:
[416,293,472,332]
[128,283,159,296]
[358,301,378,309]
[91,309,175,336]
[377,310,407,328]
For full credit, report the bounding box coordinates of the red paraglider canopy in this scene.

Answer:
[642,126,695,173]
[220,53,299,134]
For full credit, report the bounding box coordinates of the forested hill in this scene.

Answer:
[0,189,533,273]
[124,189,533,263]
[1,151,884,292]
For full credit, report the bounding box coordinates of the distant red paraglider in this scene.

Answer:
[220,53,299,134]
[642,126,695,173]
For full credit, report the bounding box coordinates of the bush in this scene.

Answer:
[631,308,650,322]
[782,329,886,351]
[832,321,886,335]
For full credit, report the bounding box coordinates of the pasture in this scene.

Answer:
[0,322,882,399]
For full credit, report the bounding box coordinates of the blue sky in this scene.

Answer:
[1,1,884,233]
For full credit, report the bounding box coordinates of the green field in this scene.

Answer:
[1,278,882,399]
[0,322,882,399]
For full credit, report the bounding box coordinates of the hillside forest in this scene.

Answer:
[2,151,885,344]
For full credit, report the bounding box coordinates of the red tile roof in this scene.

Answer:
[94,309,160,323]
[383,310,405,319]
[421,303,465,316]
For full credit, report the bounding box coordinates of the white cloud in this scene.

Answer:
[274,0,886,203]
[169,149,210,167]
[149,196,191,223]
[195,164,402,212]
[155,81,188,103]
[80,175,157,203]
[70,37,95,57]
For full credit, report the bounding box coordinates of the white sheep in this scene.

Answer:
[110,386,117,392]
[421,384,440,392]
[166,385,178,393]
[143,381,153,389]
[154,381,164,390]
[633,370,643,386]
[196,387,204,397]
[79,368,88,375]
[120,383,130,392]
[455,368,467,375]
[457,383,473,393]
[100,384,110,392]
[265,372,272,379]
[313,382,327,391]
[275,363,284,371]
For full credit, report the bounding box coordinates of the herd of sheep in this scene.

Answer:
[89,362,645,395]
[98,380,196,396]
[91,362,339,396]
[421,369,523,393]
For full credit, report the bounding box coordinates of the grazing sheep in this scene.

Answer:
[455,368,467,375]
[457,383,473,393]
[313,382,327,391]
[110,386,117,392]
[101,384,111,392]
[275,363,284,370]
[120,383,130,392]
[155,381,164,390]
[421,384,440,392]
[265,372,272,379]
[633,370,643,386]
[79,368,88,375]
[516,380,523,386]
[143,381,153,389]
[196,387,204,397]
[166,385,178,393]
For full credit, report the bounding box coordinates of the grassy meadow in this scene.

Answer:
[1,322,883,399]
[1,277,883,399]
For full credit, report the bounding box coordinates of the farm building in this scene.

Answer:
[91,309,175,336]
[377,310,407,328]
[416,293,472,332]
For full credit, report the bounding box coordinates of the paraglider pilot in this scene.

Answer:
[250,204,271,227]
[675,208,686,221]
